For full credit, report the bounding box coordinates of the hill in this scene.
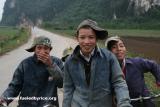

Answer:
[1,0,160,29]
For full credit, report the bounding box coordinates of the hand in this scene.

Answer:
[0,99,7,106]
[156,82,160,87]
[37,52,52,66]
[112,95,117,107]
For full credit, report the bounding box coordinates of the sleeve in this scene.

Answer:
[110,54,132,107]
[62,61,75,107]
[0,62,24,105]
[47,57,64,88]
[140,58,160,87]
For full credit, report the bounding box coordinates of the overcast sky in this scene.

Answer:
[0,0,6,21]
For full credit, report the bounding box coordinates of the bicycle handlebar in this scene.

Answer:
[0,102,7,107]
[131,93,160,101]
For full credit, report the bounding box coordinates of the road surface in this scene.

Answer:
[0,27,77,107]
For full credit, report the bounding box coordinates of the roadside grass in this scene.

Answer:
[0,27,30,55]
[0,27,18,37]
[45,28,160,104]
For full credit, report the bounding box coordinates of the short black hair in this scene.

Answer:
[107,40,118,50]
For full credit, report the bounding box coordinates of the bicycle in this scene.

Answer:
[130,93,160,107]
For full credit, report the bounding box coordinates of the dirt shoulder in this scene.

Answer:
[122,37,160,64]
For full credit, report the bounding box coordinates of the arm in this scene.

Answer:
[62,62,75,107]
[47,57,64,88]
[37,52,64,88]
[139,58,160,87]
[0,62,24,105]
[110,54,132,107]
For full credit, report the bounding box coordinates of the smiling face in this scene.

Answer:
[76,27,97,57]
[110,40,126,61]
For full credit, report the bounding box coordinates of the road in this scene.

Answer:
[0,27,77,107]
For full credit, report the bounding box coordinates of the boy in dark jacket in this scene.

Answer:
[105,36,160,107]
[0,36,63,107]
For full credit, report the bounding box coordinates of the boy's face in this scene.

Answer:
[35,45,51,61]
[77,28,97,57]
[110,40,126,61]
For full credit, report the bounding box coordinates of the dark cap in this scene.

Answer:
[77,19,108,40]
[26,36,52,52]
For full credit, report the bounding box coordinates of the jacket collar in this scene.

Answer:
[72,45,102,60]
[125,58,133,64]
[80,48,95,62]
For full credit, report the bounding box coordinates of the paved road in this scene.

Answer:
[0,27,77,107]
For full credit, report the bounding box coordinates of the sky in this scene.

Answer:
[0,0,6,21]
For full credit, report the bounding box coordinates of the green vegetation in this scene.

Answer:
[0,27,30,55]
[1,0,160,29]
[145,73,160,93]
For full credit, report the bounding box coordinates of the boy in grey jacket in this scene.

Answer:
[62,19,132,107]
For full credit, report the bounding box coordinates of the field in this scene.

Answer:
[108,29,160,38]
[0,26,30,55]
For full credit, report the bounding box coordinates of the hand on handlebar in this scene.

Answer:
[156,82,160,87]
[0,99,7,107]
